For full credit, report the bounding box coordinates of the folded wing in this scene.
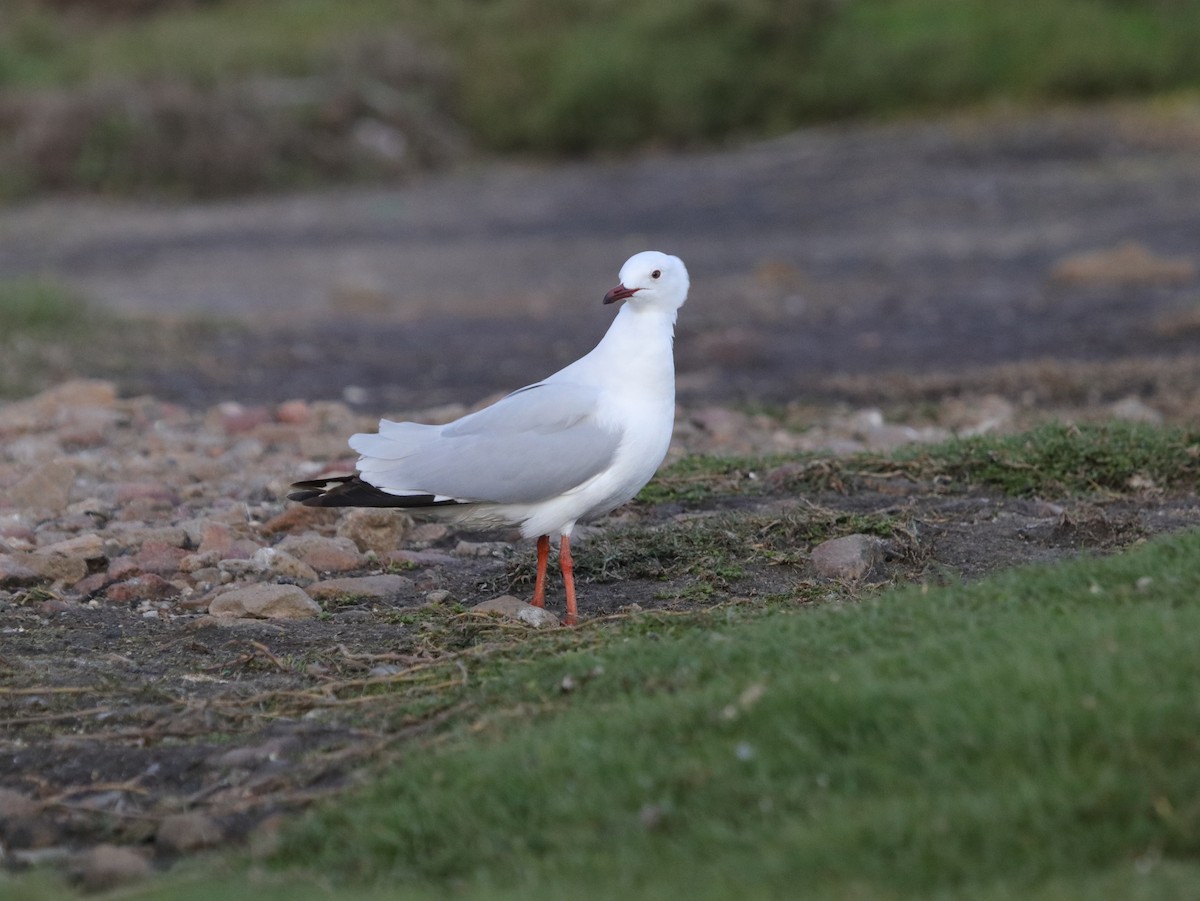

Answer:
[350,382,621,505]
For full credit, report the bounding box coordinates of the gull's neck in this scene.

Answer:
[573,302,678,393]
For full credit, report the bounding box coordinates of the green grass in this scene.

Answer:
[0,276,90,338]
[643,422,1200,505]
[0,0,405,88]
[4,0,1200,196]
[64,525,1199,901]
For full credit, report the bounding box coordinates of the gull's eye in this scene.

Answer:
[651,269,661,279]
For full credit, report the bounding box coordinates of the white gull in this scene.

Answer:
[289,250,690,624]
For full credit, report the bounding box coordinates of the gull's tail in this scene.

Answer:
[288,476,463,510]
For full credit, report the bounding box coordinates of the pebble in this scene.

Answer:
[337,507,411,555]
[1110,396,1163,425]
[132,540,189,576]
[25,549,89,584]
[105,573,178,603]
[0,553,40,588]
[72,844,151,892]
[810,534,884,581]
[250,546,319,583]
[275,533,364,573]
[307,573,415,602]
[386,548,456,567]
[156,812,224,853]
[454,540,509,558]
[8,460,76,515]
[208,583,321,619]
[471,595,561,628]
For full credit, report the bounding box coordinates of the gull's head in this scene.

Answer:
[603,251,689,312]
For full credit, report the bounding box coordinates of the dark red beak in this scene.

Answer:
[603,283,639,305]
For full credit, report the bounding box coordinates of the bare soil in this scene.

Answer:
[2,103,1200,876]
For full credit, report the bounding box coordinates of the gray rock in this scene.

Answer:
[72,844,151,892]
[810,534,884,581]
[472,595,561,628]
[249,546,319,583]
[25,550,88,584]
[8,460,76,516]
[276,533,364,573]
[0,553,40,588]
[208,583,321,619]
[307,573,415,602]
[454,540,509,557]
[1110,395,1164,424]
[336,507,411,555]
[156,812,224,853]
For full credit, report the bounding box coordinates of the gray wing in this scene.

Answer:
[349,382,621,504]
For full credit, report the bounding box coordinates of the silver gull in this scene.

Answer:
[289,250,690,624]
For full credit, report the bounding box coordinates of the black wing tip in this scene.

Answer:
[287,475,469,510]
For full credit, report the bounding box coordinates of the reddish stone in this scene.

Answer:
[216,403,271,435]
[275,400,312,425]
[133,541,188,576]
[73,571,113,596]
[107,557,142,580]
[38,598,71,615]
[276,534,363,573]
[113,482,180,506]
[260,504,337,536]
[105,574,177,603]
[197,522,233,556]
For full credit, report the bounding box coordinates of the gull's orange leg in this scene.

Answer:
[560,534,578,626]
[531,535,550,608]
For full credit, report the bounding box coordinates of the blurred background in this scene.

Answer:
[1,0,1199,417]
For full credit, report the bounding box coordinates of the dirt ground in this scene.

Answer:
[2,103,1200,878]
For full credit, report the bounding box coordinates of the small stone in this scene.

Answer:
[103,525,189,553]
[336,507,411,555]
[250,547,319,583]
[38,598,71,615]
[424,589,452,604]
[72,571,112,596]
[180,549,222,573]
[156,812,224,853]
[207,738,293,769]
[368,664,403,677]
[35,533,106,560]
[9,460,76,515]
[107,556,142,580]
[196,521,233,555]
[213,401,272,435]
[112,481,180,506]
[260,504,337,535]
[409,523,450,543]
[307,574,415,603]
[275,399,312,425]
[386,548,456,567]
[0,786,38,819]
[0,553,40,588]
[454,540,509,558]
[73,844,150,892]
[208,583,321,619]
[249,813,288,859]
[25,550,88,584]
[1110,396,1163,425]
[133,541,189,576]
[691,406,751,442]
[472,595,561,628]
[105,574,177,603]
[810,534,884,581]
[276,533,364,573]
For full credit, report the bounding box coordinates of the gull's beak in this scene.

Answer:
[603,283,639,305]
